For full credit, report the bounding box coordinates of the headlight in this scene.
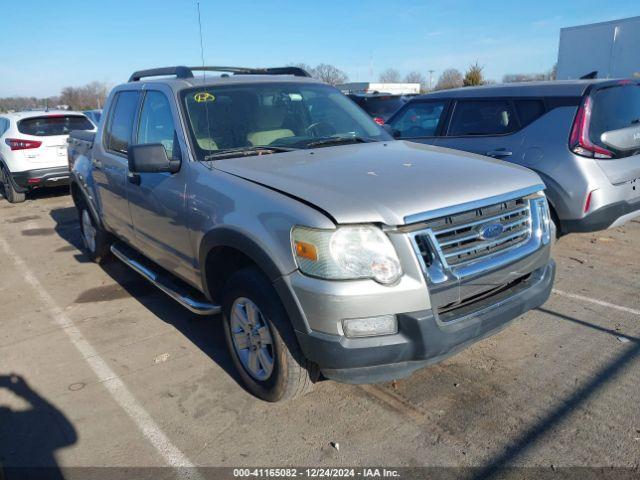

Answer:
[530,191,551,245]
[291,225,402,284]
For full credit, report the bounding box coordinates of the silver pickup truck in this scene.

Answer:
[68,66,555,402]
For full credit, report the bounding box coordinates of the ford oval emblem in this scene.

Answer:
[478,222,504,240]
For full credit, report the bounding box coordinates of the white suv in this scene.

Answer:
[0,110,95,203]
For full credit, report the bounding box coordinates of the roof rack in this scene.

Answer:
[128,65,310,82]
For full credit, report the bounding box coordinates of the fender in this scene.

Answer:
[199,227,286,288]
[70,173,105,230]
[198,227,310,333]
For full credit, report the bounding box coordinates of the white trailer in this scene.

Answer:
[338,82,421,95]
[557,16,640,80]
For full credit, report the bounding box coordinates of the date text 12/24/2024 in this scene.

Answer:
[233,468,400,478]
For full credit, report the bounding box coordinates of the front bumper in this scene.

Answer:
[295,260,555,384]
[11,166,70,190]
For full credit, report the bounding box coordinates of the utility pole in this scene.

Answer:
[428,70,435,91]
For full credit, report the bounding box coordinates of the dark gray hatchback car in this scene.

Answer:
[387,79,640,235]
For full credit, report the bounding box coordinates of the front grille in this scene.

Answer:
[414,197,532,269]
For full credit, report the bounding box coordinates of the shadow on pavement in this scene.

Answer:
[48,206,245,393]
[473,308,640,479]
[0,374,77,480]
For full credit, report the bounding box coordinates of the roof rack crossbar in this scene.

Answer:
[190,66,311,77]
[129,66,194,82]
[128,66,311,82]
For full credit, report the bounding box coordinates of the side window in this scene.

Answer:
[515,99,546,127]
[137,91,176,158]
[0,119,9,136]
[105,91,140,155]
[448,100,517,136]
[390,101,447,138]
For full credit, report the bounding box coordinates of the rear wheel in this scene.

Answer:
[0,166,26,203]
[79,204,111,263]
[222,267,316,402]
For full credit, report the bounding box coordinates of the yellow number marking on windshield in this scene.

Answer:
[194,92,215,103]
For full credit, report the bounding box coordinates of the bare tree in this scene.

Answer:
[435,68,463,90]
[379,68,401,83]
[311,64,349,86]
[59,81,109,110]
[404,71,428,92]
[503,64,557,83]
[463,62,484,86]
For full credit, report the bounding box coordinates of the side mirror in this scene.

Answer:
[128,144,180,174]
[382,124,401,139]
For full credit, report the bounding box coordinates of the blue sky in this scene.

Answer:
[2,0,638,97]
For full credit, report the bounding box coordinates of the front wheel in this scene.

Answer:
[222,267,316,402]
[79,204,111,263]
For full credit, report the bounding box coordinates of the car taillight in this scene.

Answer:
[5,138,42,151]
[569,96,613,159]
[373,116,385,125]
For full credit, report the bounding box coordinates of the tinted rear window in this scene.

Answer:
[18,115,94,136]
[360,97,405,119]
[589,84,640,150]
[515,99,546,127]
[448,100,517,136]
[105,91,140,154]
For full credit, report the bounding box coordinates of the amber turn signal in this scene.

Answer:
[295,241,318,261]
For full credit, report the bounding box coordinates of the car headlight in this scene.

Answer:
[291,225,402,284]
[529,191,551,245]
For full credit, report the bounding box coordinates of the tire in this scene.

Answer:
[0,165,26,203]
[549,206,561,239]
[221,266,316,402]
[78,202,111,263]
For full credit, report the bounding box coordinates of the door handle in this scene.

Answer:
[486,149,512,158]
[128,173,141,185]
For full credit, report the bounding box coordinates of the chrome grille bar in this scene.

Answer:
[411,196,533,271]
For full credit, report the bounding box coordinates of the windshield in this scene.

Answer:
[181,82,389,160]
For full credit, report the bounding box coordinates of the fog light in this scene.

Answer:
[342,315,397,338]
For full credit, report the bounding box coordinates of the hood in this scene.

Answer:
[213,141,544,226]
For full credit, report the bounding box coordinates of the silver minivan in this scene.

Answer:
[387,79,640,235]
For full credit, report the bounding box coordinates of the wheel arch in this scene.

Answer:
[199,228,309,334]
[70,178,105,230]
[199,228,287,301]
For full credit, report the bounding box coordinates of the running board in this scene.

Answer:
[110,243,220,315]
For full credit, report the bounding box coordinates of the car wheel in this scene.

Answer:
[0,166,26,203]
[79,204,111,263]
[222,267,316,402]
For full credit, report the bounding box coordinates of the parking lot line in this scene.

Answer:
[553,289,640,316]
[0,234,202,476]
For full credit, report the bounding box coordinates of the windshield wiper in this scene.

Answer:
[305,136,376,149]
[203,145,296,161]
